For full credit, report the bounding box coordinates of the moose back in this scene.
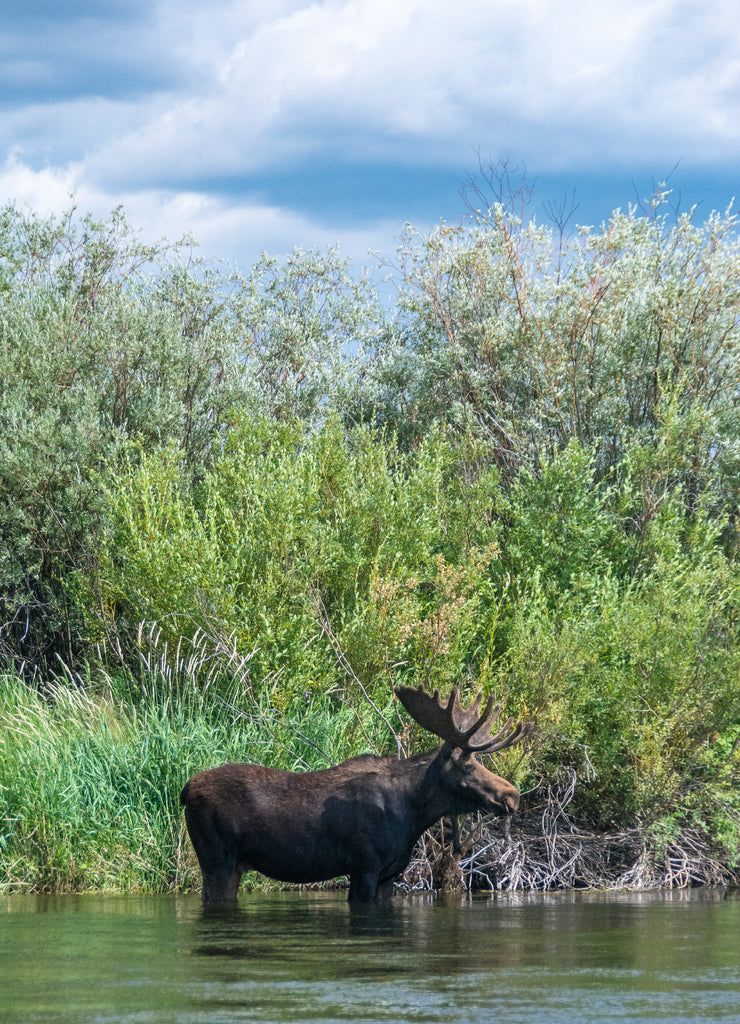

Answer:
[180,685,530,901]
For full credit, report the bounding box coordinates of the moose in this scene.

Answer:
[180,685,531,902]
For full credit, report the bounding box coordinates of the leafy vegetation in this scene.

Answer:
[1,190,739,892]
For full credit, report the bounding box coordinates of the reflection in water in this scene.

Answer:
[1,888,739,1023]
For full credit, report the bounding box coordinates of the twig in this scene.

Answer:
[311,590,402,756]
[214,695,337,768]
[399,766,740,893]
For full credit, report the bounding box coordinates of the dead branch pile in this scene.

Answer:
[399,768,739,893]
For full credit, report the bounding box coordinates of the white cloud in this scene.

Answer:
[0,153,82,211]
[2,0,739,265]
[0,153,395,269]
[120,188,398,271]
[77,0,740,190]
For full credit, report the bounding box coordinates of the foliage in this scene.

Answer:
[232,247,385,425]
[0,204,381,674]
[94,419,504,707]
[382,191,740,492]
[1,193,740,890]
[0,204,241,673]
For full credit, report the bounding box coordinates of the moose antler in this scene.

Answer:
[394,684,530,753]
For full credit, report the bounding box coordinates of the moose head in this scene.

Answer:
[394,682,530,816]
[181,684,530,901]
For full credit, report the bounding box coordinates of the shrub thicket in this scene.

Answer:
[1,193,739,891]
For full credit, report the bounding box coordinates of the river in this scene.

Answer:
[2,888,739,1023]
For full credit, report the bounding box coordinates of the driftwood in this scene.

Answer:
[399,767,739,893]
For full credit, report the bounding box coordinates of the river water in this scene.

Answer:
[1,888,739,1023]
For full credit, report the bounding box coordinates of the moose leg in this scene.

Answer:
[186,827,241,902]
[348,870,382,901]
[184,804,242,902]
[375,878,396,901]
[200,860,242,902]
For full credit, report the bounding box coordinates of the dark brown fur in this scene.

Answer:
[180,745,520,902]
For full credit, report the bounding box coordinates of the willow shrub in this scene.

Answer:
[0,203,383,677]
[382,192,740,491]
[497,447,740,847]
[90,415,740,858]
[0,205,248,674]
[4,194,740,868]
[94,418,506,711]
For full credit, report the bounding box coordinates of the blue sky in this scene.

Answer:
[1,0,739,271]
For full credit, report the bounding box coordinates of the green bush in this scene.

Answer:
[497,446,740,837]
[0,205,382,675]
[1,192,739,885]
[93,419,505,704]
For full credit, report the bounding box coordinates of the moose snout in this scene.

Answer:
[489,781,520,816]
[502,787,520,814]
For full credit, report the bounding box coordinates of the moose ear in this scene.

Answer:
[439,744,470,764]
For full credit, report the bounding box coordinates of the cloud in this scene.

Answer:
[1,0,738,268]
[75,0,740,195]
[0,152,395,270]
[0,153,82,211]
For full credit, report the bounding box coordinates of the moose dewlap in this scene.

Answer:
[180,685,531,901]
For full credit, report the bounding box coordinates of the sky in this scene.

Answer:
[1,0,739,273]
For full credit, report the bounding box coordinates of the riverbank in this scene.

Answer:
[3,202,740,896]
[402,784,740,895]
[1,673,737,896]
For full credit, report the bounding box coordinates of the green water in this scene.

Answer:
[1,889,738,1023]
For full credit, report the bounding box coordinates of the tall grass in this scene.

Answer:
[0,666,391,894]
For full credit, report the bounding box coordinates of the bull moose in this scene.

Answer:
[180,685,530,901]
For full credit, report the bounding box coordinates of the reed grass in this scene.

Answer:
[0,667,383,894]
